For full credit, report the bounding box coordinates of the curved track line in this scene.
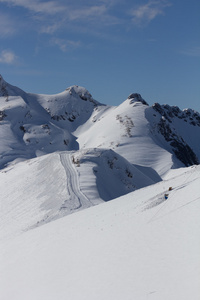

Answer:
[60,152,93,210]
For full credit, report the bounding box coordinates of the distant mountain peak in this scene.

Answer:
[0,74,3,82]
[0,75,25,97]
[128,93,149,106]
[65,85,98,105]
[152,102,200,126]
[0,74,5,83]
[0,74,8,97]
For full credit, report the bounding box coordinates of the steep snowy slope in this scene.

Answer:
[76,93,200,176]
[75,95,171,176]
[0,149,161,240]
[1,165,200,300]
[72,148,161,201]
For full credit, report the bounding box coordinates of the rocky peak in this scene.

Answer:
[128,93,149,106]
[152,103,200,127]
[150,102,200,167]
[0,74,4,84]
[0,75,8,97]
[66,85,98,105]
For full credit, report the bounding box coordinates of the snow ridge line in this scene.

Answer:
[59,152,93,210]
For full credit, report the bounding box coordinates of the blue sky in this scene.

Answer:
[0,0,200,111]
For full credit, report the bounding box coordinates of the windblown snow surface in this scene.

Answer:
[1,76,200,300]
[0,161,200,300]
[0,149,160,241]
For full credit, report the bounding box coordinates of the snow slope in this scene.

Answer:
[75,96,174,176]
[1,164,200,300]
[0,149,161,240]
[76,95,200,176]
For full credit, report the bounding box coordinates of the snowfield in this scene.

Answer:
[1,165,200,300]
[0,149,161,240]
[1,75,200,300]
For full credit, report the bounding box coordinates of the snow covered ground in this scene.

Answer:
[1,164,200,300]
[1,76,200,300]
[0,149,161,241]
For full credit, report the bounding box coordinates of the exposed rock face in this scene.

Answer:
[128,93,149,106]
[152,103,199,167]
[66,86,98,105]
[0,75,8,98]
[153,103,200,126]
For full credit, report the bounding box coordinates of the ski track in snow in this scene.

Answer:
[59,152,93,210]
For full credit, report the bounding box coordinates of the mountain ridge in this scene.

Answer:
[0,74,199,173]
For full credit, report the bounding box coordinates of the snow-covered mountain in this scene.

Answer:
[1,75,199,175]
[0,73,200,218]
[1,75,200,300]
[0,75,103,168]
